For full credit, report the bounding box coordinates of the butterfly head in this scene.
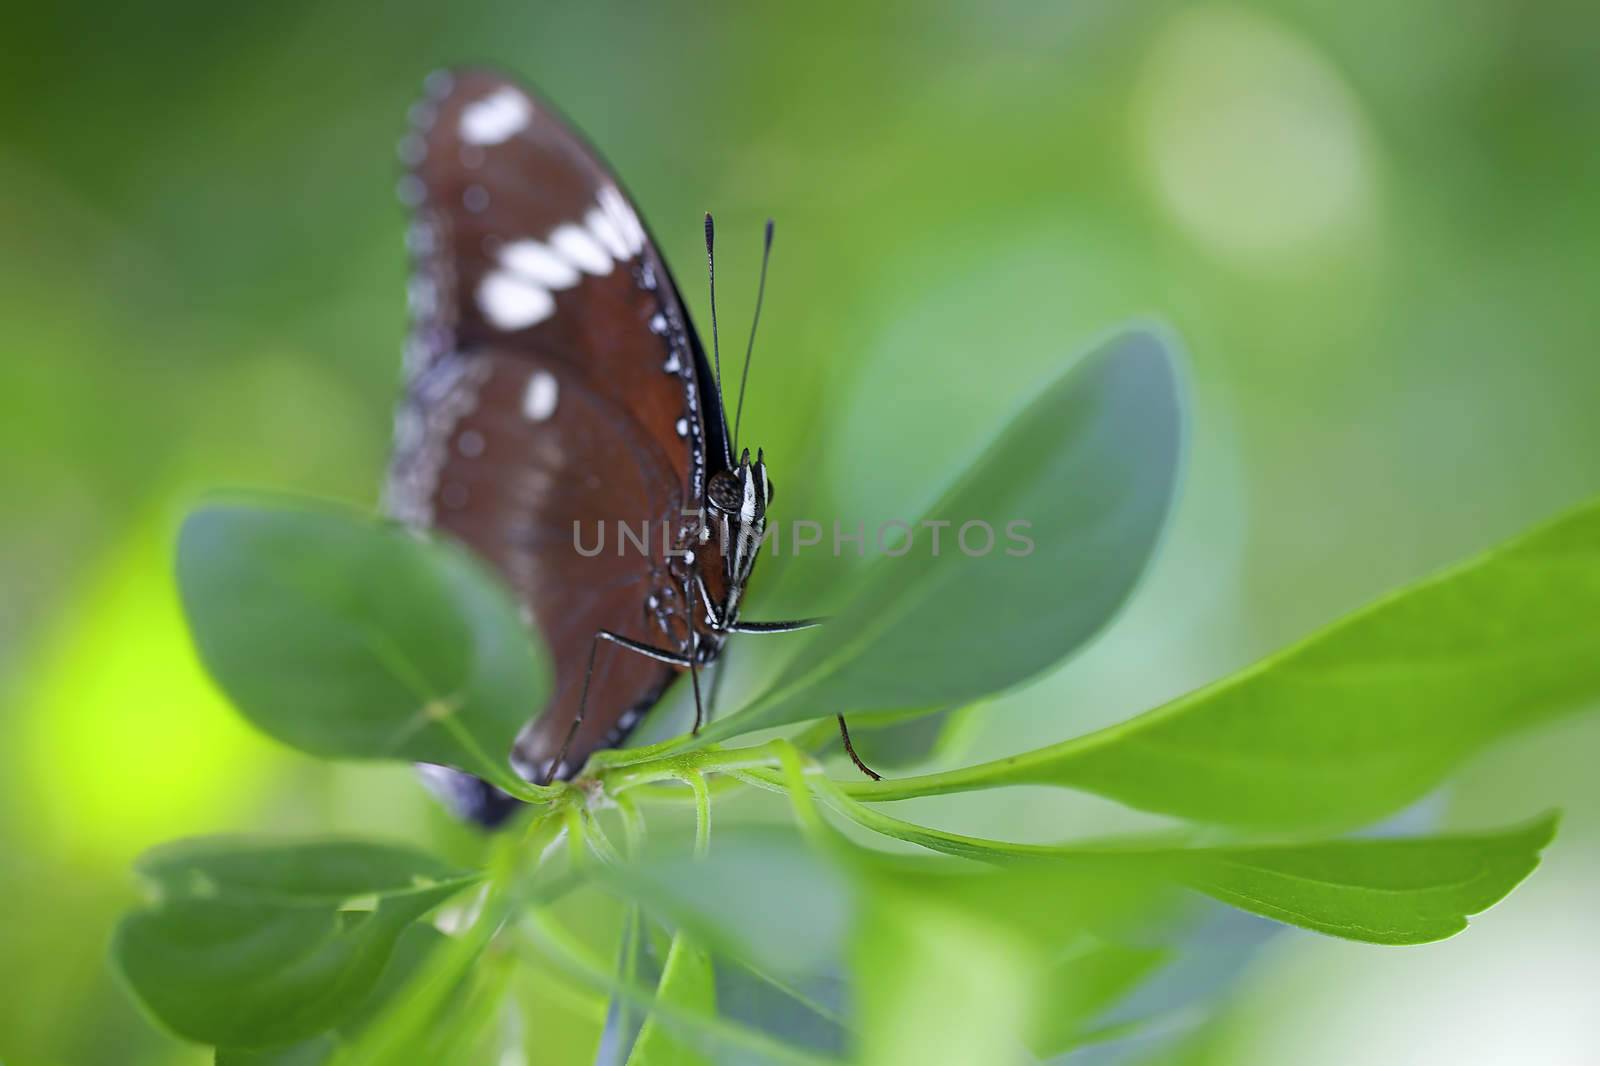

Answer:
[706,448,774,613]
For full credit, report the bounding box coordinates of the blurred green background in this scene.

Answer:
[3,1,1598,1063]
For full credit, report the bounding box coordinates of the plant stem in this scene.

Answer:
[687,772,712,858]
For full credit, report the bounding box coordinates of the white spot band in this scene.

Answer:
[460,87,532,146]
[478,272,554,329]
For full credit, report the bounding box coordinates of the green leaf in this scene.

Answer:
[586,813,1547,1066]
[216,924,457,1066]
[848,497,1600,829]
[112,837,480,1048]
[1160,814,1558,944]
[805,775,1553,945]
[627,932,717,1066]
[698,327,1184,743]
[177,497,550,792]
[908,818,1556,946]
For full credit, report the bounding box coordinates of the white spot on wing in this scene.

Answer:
[585,207,630,261]
[478,271,554,329]
[599,186,646,253]
[523,371,559,421]
[459,87,532,146]
[500,240,580,288]
[550,224,612,275]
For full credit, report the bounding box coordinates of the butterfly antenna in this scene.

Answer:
[704,212,724,408]
[732,219,774,455]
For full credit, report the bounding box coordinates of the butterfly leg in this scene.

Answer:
[835,715,882,781]
[724,617,825,634]
[689,656,706,735]
[546,629,694,784]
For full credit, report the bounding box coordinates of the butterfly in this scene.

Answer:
[385,69,876,825]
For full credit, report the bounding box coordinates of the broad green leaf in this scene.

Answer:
[804,775,1552,945]
[1161,814,1557,944]
[112,837,480,1048]
[847,497,1600,829]
[177,498,550,793]
[859,804,1555,945]
[628,932,717,1066]
[698,327,1184,743]
[216,925,455,1066]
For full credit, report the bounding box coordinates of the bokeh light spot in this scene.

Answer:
[1133,5,1379,266]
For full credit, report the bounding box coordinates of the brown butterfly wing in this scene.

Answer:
[387,69,731,816]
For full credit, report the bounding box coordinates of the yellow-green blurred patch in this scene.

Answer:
[15,508,287,864]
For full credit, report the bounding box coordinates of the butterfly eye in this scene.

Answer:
[706,470,742,514]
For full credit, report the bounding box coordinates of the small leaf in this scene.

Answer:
[1161,814,1558,944]
[850,497,1600,829]
[699,327,1184,743]
[627,932,716,1066]
[216,924,453,1066]
[807,776,1553,945]
[112,837,480,1048]
[177,497,549,792]
[852,807,1556,946]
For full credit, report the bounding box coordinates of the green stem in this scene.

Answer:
[583,809,624,866]
[687,772,712,858]
[612,791,646,857]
